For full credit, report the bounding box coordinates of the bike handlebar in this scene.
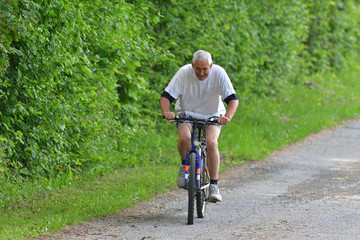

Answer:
[168,116,219,125]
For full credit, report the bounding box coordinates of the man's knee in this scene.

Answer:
[206,138,218,151]
[206,126,220,152]
[178,136,190,146]
[178,123,191,143]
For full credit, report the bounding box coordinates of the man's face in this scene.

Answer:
[192,60,212,81]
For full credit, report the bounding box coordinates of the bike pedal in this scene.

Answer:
[205,198,218,203]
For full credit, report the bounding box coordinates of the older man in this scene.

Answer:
[160,50,238,202]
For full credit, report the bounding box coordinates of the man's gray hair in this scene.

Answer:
[191,50,213,66]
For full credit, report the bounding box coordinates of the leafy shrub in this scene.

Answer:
[304,0,360,73]
[0,0,166,179]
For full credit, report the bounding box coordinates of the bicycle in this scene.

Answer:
[169,114,219,225]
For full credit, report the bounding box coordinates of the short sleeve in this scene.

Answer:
[164,65,187,99]
[218,67,236,100]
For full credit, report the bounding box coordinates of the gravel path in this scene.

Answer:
[37,119,360,240]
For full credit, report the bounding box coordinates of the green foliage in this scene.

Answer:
[304,0,360,73]
[0,0,167,180]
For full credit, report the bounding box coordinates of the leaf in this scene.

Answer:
[81,66,93,77]
[25,88,33,98]
[134,61,141,67]
[19,168,31,175]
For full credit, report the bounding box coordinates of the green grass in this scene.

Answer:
[0,165,178,239]
[1,63,360,239]
[220,69,360,162]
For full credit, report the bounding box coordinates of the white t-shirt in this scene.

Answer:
[164,64,236,119]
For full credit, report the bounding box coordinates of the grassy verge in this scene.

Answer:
[1,165,178,239]
[1,63,360,239]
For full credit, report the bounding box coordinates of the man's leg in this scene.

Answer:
[206,125,221,180]
[176,123,192,188]
[206,125,222,202]
[177,123,192,161]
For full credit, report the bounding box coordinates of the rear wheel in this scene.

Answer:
[196,189,207,218]
[187,152,196,225]
[197,151,209,218]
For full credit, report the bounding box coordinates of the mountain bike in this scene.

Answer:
[170,114,219,225]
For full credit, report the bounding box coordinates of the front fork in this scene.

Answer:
[184,139,202,189]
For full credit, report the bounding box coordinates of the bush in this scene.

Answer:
[0,0,166,179]
[304,0,360,73]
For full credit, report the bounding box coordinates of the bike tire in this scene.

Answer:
[187,152,196,225]
[196,151,209,218]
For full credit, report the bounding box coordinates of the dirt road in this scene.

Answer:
[38,119,360,240]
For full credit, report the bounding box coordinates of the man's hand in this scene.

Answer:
[163,111,176,120]
[218,116,231,125]
[218,100,238,125]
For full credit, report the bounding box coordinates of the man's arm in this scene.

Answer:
[160,97,175,120]
[218,99,239,125]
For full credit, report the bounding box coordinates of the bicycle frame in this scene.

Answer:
[184,122,204,190]
[171,116,218,189]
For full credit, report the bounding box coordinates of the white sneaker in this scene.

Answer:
[208,184,222,202]
[176,165,185,188]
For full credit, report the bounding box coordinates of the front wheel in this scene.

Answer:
[187,152,197,225]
